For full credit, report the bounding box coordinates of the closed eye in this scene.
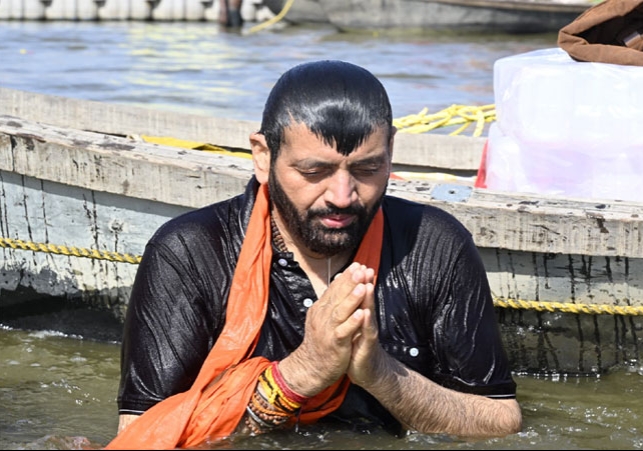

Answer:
[352,166,384,176]
[297,166,333,179]
[350,160,388,178]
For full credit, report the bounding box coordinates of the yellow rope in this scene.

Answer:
[0,237,141,265]
[393,104,496,137]
[246,0,296,34]
[140,135,252,158]
[3,236,643,316]
[493,297,643,316]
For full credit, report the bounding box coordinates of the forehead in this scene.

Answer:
[279,122,389,161]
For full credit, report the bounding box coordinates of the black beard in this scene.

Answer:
[268,169,383,257]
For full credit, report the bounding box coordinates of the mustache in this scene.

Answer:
[307,205,365,218]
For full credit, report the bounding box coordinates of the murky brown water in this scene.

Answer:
[2,324,643,450]
[1,18,642,450]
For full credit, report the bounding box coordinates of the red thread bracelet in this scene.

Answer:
[271,361,310,406]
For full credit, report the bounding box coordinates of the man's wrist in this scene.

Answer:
[277,354,324,398]
[353,348,397,392]
[271,361,310,406]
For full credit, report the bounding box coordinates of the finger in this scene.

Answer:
[363,266,375,285]
[332,282,369,330]
[359,280,375,310]
[322,262,367,307]
[334,306,366,341]
[325,267,373,323]
[361,283,378,336]
[351,262,375,284]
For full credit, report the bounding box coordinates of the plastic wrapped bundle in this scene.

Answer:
[484,47,643,202]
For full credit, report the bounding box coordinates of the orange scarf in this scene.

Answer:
[105,183,384,450]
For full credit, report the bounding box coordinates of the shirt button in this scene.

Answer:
[303,298,314,308]
[277,258,288,267]
[409,347,419,357]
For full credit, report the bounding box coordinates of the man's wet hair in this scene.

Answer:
[259,60,394,159]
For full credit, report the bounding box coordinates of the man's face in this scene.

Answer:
[269,122,392,257]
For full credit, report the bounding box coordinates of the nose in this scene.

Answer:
[324,169,357,209]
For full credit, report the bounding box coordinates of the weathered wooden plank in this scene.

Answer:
[480,248,643,308]
[0,115,254,209]
[499,308,642,375]
[393,132,484,170]
[4,115,643,260]
[0,170,181,319]
[0,87,485,171]
[387,179,643,259]
[0,88,258,151]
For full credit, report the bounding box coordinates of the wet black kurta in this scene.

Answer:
[118,177,516,435]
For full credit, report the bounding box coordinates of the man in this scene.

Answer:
[219,0,243,28]
[108,60,521,449]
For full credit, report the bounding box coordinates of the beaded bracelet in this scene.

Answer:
[253,391,290,422]
[246,404,275,430]
[245,390,290,434]
[244,362,307,434]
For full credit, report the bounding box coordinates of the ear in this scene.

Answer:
[388,126,397,166]
[250,132,271,185]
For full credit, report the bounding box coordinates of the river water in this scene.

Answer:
[1,18,642,450]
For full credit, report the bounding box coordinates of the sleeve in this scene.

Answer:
[429,231,517,398]
[117,223,229,415]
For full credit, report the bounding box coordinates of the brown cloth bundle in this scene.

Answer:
[558,0,643,66]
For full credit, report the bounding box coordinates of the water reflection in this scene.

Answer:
[0,21,559,123]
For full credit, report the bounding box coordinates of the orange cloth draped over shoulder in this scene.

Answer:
[105,183,384,450]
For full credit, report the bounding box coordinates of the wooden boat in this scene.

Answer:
[1,0,595,32]
[1,87,641,377]
[0,0,276,22]
[264,0,597,34]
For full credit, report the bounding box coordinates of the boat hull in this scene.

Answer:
[1,88,641,375]
[267,0,592,33]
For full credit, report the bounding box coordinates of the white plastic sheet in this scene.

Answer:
[485,47,643,202]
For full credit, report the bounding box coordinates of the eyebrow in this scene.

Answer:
[294,152,388,169]
[348,155,388,167]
